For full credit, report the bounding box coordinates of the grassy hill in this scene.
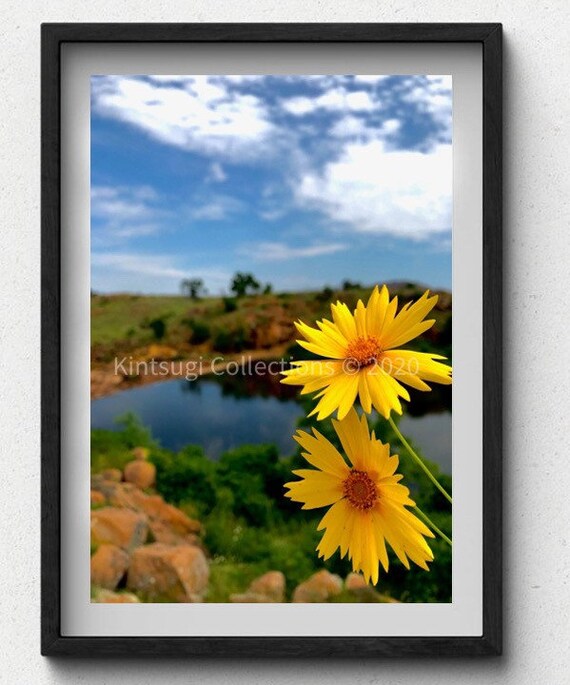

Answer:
[92,283,452,366]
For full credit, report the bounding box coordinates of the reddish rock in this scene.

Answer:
[229,592,275,603]
[292,570,343,603]
[132,446,150,461]
[93,589,140,604]
[91,507,148,551]
[345,572,368,591]
[91,476,122,502]
[148,519,200,547]
[91,480,201,545]
[249,571,286,602]
[133,493,201,539]
[127,543,208,602]
[344,573,399,603]
[230,571,286,603]
[123,459,156,489]
[90,490,106,507]
[102,468,123,482]
[107,482,138,508]
[90,544,129,590]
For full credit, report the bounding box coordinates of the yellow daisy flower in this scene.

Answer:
[281,285,452,420]
[284,408,435,585]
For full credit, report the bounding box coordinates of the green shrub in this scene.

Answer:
[186,319,210,344]
[91,413,452,604]
[150,445,217,511]
[91,413,155,473]
[222,297,238,313]
[315,286,334,303]
[147,317,167,340]
[212,325,248,352]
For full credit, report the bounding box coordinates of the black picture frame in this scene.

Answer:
[41,22,502,658]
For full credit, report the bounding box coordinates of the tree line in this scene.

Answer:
[180,273,272,300]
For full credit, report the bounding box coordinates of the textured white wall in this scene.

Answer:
[1,2,568,683]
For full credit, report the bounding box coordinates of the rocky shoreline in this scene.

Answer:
[91,345,290,400]
[90,448,398,604]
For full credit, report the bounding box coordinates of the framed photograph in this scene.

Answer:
[42,23,502,657]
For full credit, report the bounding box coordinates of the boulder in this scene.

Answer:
[230,571,286,603]
[90,490,106,507]
[123,459,156,489]
[148,519,200,547]
[91,507,148,551]
[91,480,201,545]
[292,570,343,603]
[249,571,286,602]
[93,588,140,604]
[102,481,140,509]
[131,446,150,461]
[90,544,130,590]
[133,493,201,542]
[127,543,209,602]
[345,572,368,592]
[102,468,123,482]
[91,476,122,502]
[344,573,399,603]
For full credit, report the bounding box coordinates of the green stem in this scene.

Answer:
[414,506,452,547]
[388,415,453,505]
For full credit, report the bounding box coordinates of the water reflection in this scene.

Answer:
[92,369,451,473]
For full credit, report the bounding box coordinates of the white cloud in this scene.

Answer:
[189,195,243,221]
[219,75,268,84]
[92,185,159,219]
[245,241,347,261]
[353,75,391,85]
[92,252,188,280]
[258,208,286,221]
[91,185,165,242]
[329,116,400,140]
[402,75,452,138]
[92,76,275,160]
[282,88,377,116]
[91,252,230,292]
[296,140,452,239]
[208,162,227,182]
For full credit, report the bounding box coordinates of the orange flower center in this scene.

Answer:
[345,336,381,370]
[343,469,378,511]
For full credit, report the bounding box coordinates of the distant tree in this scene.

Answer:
[180,278,205,300]
[342,279,362,291]
[230,272,260,298]
[262,283,273,295]
[316,286,334,304]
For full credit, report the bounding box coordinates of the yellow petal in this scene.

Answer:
[358,371,373,414]
[381,291,438,349]
[293,428,350,479]
[330,301,357,340]
[383,350,452,387]
[365,285,389,337]
[284,470,344,509]
[370,508,390,572]
[316,498,352,560]
[354,299,368,338]
[295,320,348,359]
[309,371,359,421]
[331,407,369,470]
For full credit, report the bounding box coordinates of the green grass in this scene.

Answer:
[91,285,452,364]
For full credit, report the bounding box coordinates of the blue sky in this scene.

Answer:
[91,74,452,295]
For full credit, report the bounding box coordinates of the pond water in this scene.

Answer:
[91,371,452,474]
